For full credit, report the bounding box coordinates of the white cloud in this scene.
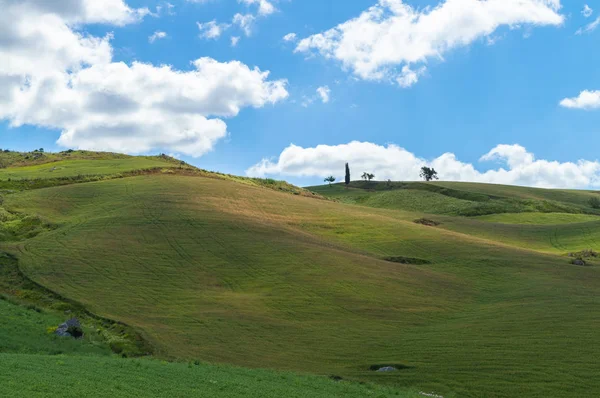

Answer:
[197,20,230,39]
[583,4,593,18]
[295,0,564,87]
[239,0,276,16]
[14,0,152,25]
[576,16,600,34]
[396,65,427,88]
[233,13,256,36]
[560,90,600,110]
[148,31,167,43]
[231,36,241,46]
[316,86,331,103]
[0,0,288,157]
[283,33,297,42]
[247,142,600,189]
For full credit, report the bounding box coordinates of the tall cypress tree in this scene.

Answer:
[345,163,351,186]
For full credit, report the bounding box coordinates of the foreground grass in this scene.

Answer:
[0,295,416,398]
[0,298,110,356]
[0,353,419,398]
[5,174,600,397]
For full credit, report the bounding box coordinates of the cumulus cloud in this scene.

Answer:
[0,0,288,157]
[316,86,331,103]
[197,20,231,39]
[246,142,600,189]
[231,36,241,46]
[239,0,275,16]
[294,0,564,87]
[560,90,600,110]
[283,33,297,42]
[148,31,167,43]
[583,4,593,18]
[233,13,256,36]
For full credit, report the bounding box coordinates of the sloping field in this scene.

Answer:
[0,158,177,180]
[310,181,600,217]
[3,172,600,397]
[0,299,413,398]
[0,352,417,398]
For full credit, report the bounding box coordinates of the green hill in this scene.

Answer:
[0,299,413,398]
[2,153,600,397]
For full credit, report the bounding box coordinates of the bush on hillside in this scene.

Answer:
[589,196,600,209]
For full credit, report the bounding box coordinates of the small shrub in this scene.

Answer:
[383,256,431,265]
[66,324,84,338]
[414,218,441,226]
[589,196,600,209]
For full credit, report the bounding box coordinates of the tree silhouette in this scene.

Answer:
[420,167,439,182]
[345,163,351,186]
[324,176,336,186]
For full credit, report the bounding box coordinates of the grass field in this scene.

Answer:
[0,297,110,356]
[0,298,415,398]
[0,353,420,398]
[2,156,600,397]
[474,212,600,224]
[0,158,177,180]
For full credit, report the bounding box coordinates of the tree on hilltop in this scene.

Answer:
[345,163,351,186]
[420,167,438,182]
[324,176,336,186]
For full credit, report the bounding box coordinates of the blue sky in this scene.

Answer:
[2,0,600,188]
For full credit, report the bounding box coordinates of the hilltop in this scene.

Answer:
[1,152,600,397]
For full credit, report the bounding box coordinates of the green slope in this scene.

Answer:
[309,181,600,217]
[0,299,414,398]
[0,353,418,398]
[0,297,110,356]
[1,171,599,397]
[0,158,177,180]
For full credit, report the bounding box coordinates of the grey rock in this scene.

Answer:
[55,318,83,338]
[376,366,396,372]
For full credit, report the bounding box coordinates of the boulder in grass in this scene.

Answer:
[571,259,587,266]
[55,318,83,338]
[376,366,397,372]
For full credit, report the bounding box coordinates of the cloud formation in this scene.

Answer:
[316,86,331,103]
[148,31,167,43]
[294,0,564,87]
[576,16,600,34]
[0,0,288,157]
[197,20,230,39]
[560,90,600,110]
[239,0,275,16]
[283,33,297,42]
[247,142,600,189]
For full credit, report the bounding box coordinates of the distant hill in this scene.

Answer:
[1,154,600,397]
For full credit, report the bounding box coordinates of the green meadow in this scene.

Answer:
[1,153,600,397]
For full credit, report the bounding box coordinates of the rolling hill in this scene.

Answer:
[2,153,600,397]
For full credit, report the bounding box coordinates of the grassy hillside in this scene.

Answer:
[0,158,177,180]
[2,157,600,397]
[0,299,414,398]
[0,353,420,398]
[0,297,110,356]
[309,181,600,216]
